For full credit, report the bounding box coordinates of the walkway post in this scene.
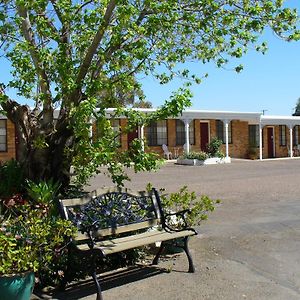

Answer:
[184,120,190,154]
[224,120,229,160]
[140,125,145,151]
[289,125,293,158]
[259,123,263,160]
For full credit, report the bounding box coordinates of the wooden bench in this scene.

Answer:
[59,187,197,300]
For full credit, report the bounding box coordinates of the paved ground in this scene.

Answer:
[49,159,300,299]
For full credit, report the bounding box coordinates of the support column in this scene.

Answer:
[221,119,231,162]
[259,123,263,161]
[224,120,229,160]
[289,125,293,158]
[139,125,145,151]
[184,120,190,154]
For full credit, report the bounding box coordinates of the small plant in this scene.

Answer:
[206,137,224,158]
[159,186,220,228]
[181,151,208,161]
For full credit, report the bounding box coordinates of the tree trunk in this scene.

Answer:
[3,100,74,188]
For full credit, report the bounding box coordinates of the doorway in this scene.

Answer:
[200,122,209,152]
[267,127,275,158]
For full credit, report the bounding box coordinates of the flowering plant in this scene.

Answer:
[0,195,75,278]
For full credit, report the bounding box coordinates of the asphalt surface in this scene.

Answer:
[49,158,300,300]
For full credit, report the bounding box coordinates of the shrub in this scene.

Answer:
[0,202,75,286]
[181,151,208,161]
[206,137,224,158]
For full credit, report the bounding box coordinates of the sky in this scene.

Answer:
[141,0,300,116]
[142,33,300,116]
[0,0,299,117]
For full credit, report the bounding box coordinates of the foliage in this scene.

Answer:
[132,100,153,108]
[159,186,219,228]
[26,179,61,205]
[206,137,224,158]
[0,1,298,187]
[0,176,76,287]
[293,97,300,116]
[0,160,24,198]
[181,151,208,161]
[0,203,75,282]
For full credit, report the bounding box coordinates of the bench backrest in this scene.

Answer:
[59,187,163,243]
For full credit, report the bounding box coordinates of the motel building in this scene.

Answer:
[2,109,300,163]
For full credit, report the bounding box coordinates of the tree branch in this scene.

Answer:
[76,0,116,86]
[17,4,53,125]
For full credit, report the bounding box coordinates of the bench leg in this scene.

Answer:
[182,236,195,273]
[91,271,103,300]
[152,242,165,265]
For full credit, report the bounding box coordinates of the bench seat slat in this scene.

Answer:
[76,229,195,255]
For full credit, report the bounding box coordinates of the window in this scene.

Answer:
[175,120,195,145]
[279,125,286,146]
[147,120,167,146]
[294,125,300,145]
[249,125,260,147]
[216,120,232,144]
[0,120,7,152]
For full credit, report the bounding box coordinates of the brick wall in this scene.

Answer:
[0,120,16,162]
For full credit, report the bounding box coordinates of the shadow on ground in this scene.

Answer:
[34,265,167,300]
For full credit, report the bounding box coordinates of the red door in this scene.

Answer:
[267,127,274,158]
[127,127,138,148]
[200,122,209,152]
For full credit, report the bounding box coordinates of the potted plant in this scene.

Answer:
[0,190,75,300]
[177,151,209,165]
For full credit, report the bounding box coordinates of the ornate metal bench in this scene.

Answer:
[59,187,197,300]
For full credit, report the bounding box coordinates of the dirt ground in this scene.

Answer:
[44,158,300,300]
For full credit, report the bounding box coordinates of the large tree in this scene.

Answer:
[0,0,299,188]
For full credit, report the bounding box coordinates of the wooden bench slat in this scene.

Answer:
[77,229,195,255]
[74,219,160,241]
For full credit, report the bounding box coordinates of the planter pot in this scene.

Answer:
[176,157,228,166]
[0,271,35,300]
[203,157,226,165]
[176,158,204,166]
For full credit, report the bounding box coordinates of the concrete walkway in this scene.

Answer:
[51,159,300,299]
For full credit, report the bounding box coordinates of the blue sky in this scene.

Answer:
[1,1,299,116]
[141,0,300,116]
[142,33,300,116]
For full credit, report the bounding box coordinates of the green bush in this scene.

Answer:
[0,202,75,287]
[181,151,208,161]
[206,137,224,158]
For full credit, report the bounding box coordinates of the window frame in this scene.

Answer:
[294,125,300,146]
[279,125,286,146]
[146,120,168,146]
[175,119,195,146]
[216,120,232,144]
[248,124,260,148]
[0,119,7,152]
